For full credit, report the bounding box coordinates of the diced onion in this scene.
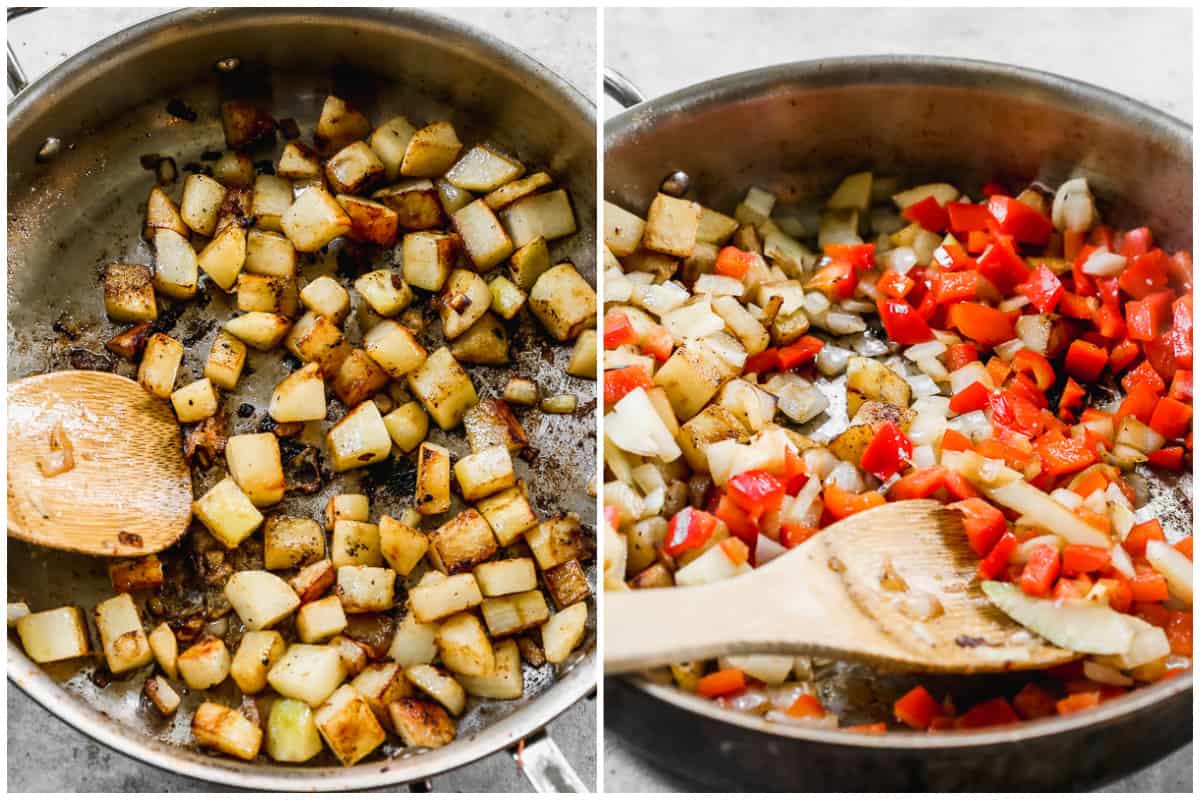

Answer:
[764,710,839,729]
[911,444,937,468]
[993,338,1026,362]
[1081,488,1107,515]
[947,409,993,442]
[719,687,770,714]
[775,383,829,424]
[803,448,838,480]
[1081,247,1127,276]
[603,480,645,524]
[803,291,831,316]
[882,246,918,275]
[816,344,853,377]
[1050,489,1084,510]
[705,439,739,486]
[998,295,1031,313]
[1051,177,1096,232]
[755,535,787,566]
[605,267,633,303]
[1083,660,1133,687]
[604,388,682,462]
[703,331,748,371]
[635,280,689,317]
[1109,543,1135,578]
[662,297,725,339]
[904,340,947,362]
[949,362,994,396]
[932,329,962,345]
[1145,539,1193,604]
[907,374,942,398]
[1015,314,1056,354]
[1011,534,1062,564]
[1116,417,1165,454]
[847,333,890,357]
[694,274,747,297]
[917,357,949,381]
[824,311,867,335]
[839,298,876,314]
[824,461,863,492]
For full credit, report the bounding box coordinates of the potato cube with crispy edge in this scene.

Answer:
[502,189,577,249]
[269,362,326,423]
[296,596,348,643]
[567,329,597,378]
[225,571,300,633]
[525,515,587,571]
[331,520,383,568]
[236,273,298,316]
[543,559,592,608]
[267,697,324,763]
[326,401,392,472]
[170,378,218,424]
[226,432,285,507]
[337,194,400,247]
[653,338,736,421]
[401,121,462,177]
[473,558,537,597]
[180,174,227,236]
[485,172,552,210]
[453,199,513,270]
[264,515,325,570]
[465,398,529,453]
[336,565,396,613]
[542,602,588,664]
[268,644,347,706]
[389,698,456,748]
[437,179,475,215]
[328,635,368,676]
[410,574,483,623]
[193,477,263,547]
[404,664,466,716]
[389,611,439,666]
[401,231,459,291]
[333,348,389,408]
[277,142,323,180]
[436,269,490,340]
[315,95,370,153]
[153,229,199,299]
[290,559,337,604]
[383,401,429,453]
[286,311,352,377]
[104,263,157,323]
[480,589,550,638]
[15,607,89,664]
[326,141,385,195]
[93,593,152,674]
[529,262,596,342]
[220,98,275,150]
[144,185,188,240]
[325,494,369,531]
[432,509,498,574]
[282,186,352,252]
[224,311,291,351]
[457,638,523,699]
[488,275,526,321]
[408,347,478,430]
[437,612,494,677]
[105,323,153,362]
[445,144,524,192]
[144,675,181,715]
[245,229,297,277]
[369,116,416,180]
[148,622,178,678]
[448,313,509,366]
[297,275,350,323]
[644,193,702,257]
[352,662,411,727]
[508,235,552,290]
[231,630,285,694]
[248,175,292,232]
[354,269,414,317]
[454,445,516,501]
[178,636,231,689]
[379,516,429,576]
[135,335,181,400]
[373,179,444,230]
[314,684,388,766]
[679,404,747,472]
[415,442,450,514]
[502,377,539,406]
[604,201,646,257]
[193,701,262,761]
[476,486,538,546]
[197,224,247,290]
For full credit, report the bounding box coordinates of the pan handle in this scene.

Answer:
[604,67,646,109]
[7,7,44,95]
[513,728,590,792]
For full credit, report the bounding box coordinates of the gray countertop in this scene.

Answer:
[602,6,1192,794]
[6,6,596,793]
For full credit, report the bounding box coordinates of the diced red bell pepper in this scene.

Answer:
[1064,340,1107,383]
[894,686,940,730]
[987,196,1053,245]
[744,347,780,375]
[949,498,1007,557]
[1170,294,1193,367]
[933,239,973,271]
[1121,360,1167,396]
[640,324,674,362]
[946,201,995,233]
[720,537,750,566]
[781,446,809,495]
[1119,249,1170,299]
[1130,568,1169,603]
[977,238,1032,293]
[726,470,786,519]
[780,522,818,548]
[1093,302,1126,340]
[1126,290,1174,341]
[1124,520,1166,558]
[933,270,984,304]
[1108,339,1141,374]
[823,243,877,272]
[986,357,1013,387]
[714,246,758,280]
[1141,331,1179,381]
[1011,349,1055,392]
[603,505,622,531]
[966,230,992,253]
[603,309,639,349]
[1097,577,1133,612]
[902,195,949,232]
[947,302,1017,347]
[1059,377,1086,416]
[945,343,980,371]
[1116,384,1160,425]
[1119,227,1154,258]
[859,422,913,480]
[1008,372,1048,410]
[713,493,759,544]
[823,484,886,520]
[982,180,1009,197]
[876,297,934,344]
[1060,544,1111,576]
[603,365,654,406]
[1016,262,1064,313]
[1168,250,1193,291]
[940,429,974,452]
[845,722,888,734]
[942,469,980,500]
[786,693,826,719]
[664,507,720,556]
[956,697,1020,728]
[1019,544,1061,597]
[1035,434,1096,478]
[1135,601,1171,628]
[1175,536,1193,560]
[949,381,991,414]
[978,532,1019,579]
[887,466,948,500]
[777,335,824,370]
[1056,692,1101,715]
[1149,396,1192,440]
[696,668,746,698]
[988,390,1044,438]
[1147,446,1185,470]
[876,269,915,299]
[1058,291,1099,320]
[806,260,858,299]
[1012,683,1058,720]
[1166,611,1193,656]
[1169,370,1192,401]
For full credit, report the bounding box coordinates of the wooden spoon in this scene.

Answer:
[605,499,1074,674]
[8,371,193,557]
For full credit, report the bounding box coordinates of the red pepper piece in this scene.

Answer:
[933,270,984,304]
[1108,339,1142,374]
[1064,340,1108,383]
[902,195,949,232]
[1058,291,1099,320]
[876,297,934,344]
[1119,226,1154,258]
[696,668,746,698]
[988,390,1045,438]
[1012,349,1056,392]
[777,335,824,370]
[806,260,858,299]
[1130,568,1169,603]
[823,243,877,271]
[1126,290,1175,341]
[1125,520,1166,558]
[1119,249,1170,299]
[945,343,980,371]
[780,522,818,548]
[603,309,639,349]
[744,347,780,375]
[714,246,758,280]
[1166,611,1193,657]
[1169,370,1193,401]
[876,269,915,299]
[946,201,995,233]
[713,492,759,544]
[887,466,948,500]
[641,324,674,362]
[949,381,991,414]
[726,470,786,519]
[1147,446,1185,470]
[1060,544,1111,576]
[950,498,1007,557]
[942,469,980,500]
[939,429,974,452]
[987,196,1053,245]
[1019,544,1061,597]
[1170,294,1193,367]
[1121,360,1167,396]
[1167,250,1193,292]
[603,365,654,407]
[1016,262,1065,313]
[1116,384,1160,425]
[894,686,940,730]
[1013,683,1058,720]
[823,484,886,520]
[947,302,1017,347]
[859,421,913,480]
[1056,692,1101,716]
[1035,434,1097,477]
[1149,396,1192,440]
[978,532,1019,579]
[956,696,1020,728]
[663,507,721,556]
[1059,377,1086,415]
[786,693,826,719]
[977,238,1032,293]
[1093,302,1127,340]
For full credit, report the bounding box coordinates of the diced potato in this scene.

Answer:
[93,593,152,674]
[193,477,263,547]
[224,311,292,351]
[236,273,298,316]
[678,404,748,472]
[508,235,552,290]
[826,171,873,211]
[286,311,352,377]
[448,313,509,366]
[231,630,286,693]
[178,636,231,690]
[525,516,588,571]
[7,602,29,627]
[373,179,444,231]
[401,121,462,177]
[473,558,537,596]
[245,228,297,277]
[369,116,417,180]
[315,685,388,766]
[502,189,576,248]
[144,674,181,715]
[503,377,539,406]
[180,174,227,236]
[314,95,370,153]
[336,566,396,613]
[267,697,324,763]
[15,606,89,664]
[148,622,178,678]
[408,347,478,430]
[604,202,646,257]
[152,229,199,299]
[354,269,414,317]
[410,574,483,623]
[363,320,427,381]
[331,520,383,568]
[436,612,494,676]
[457,638,523,699]
[454,445,516,501]
[544,559,592,608]
[415,442,451,515]
[476,485,538,546]
[541,602,588,664]
[325,141,385,195]
[264,515,325,569]
[224,570,300,633]
[404,664,466,716]
[325,494,369,531]
[845,355,911,416]
[298,275,350,323]
[225,432,285,507]
[529,262,596,341]
[389,698,457,748]
[713,295,769,355]
[337,194,400,247]
[269,362,327,423]
[268,644,348,706]
[695,205,739,245]
[220,98,275,149]
[438,269,492,339]
[252,175,294,232]
[333,348,390,408]
[480,589,550,638]
[290,559,337,604]
[485,171,552,210]
[193,701,262,761]
[446,144,524,192]
[296,596,348,643]
[437,178,475,214]
[104,263,157,323]
[144,185,188,240]
[653,338,736,421]
[389,611,440,666]
[326,401,392,471]
[432,510,498,574]
[282,186,352,252]
[379,515,429,576]
[567,329,598,378]
[452,199,514,270]
[170,378,218,424]
[463,398,529,452]
[487,275,526,321]
[643,193,701,258]
[401,231,459,292]
[352,662,411,728]
[197,224,247,291]
[199,331,245,392]
[383,401,429,453]
[277,142,323,180]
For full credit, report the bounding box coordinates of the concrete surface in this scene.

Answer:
[603,6,1192,794]
[5,6,596,793]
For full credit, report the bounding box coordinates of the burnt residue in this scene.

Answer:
[65,347,115,372]
[285,445,324,494]
[180,317,216,347]
[236,403,255,419]
[165,98,197,122]
[360,457,418,508]
[277,117,301,140]
[954,635,987,648]
[152,300,188,336]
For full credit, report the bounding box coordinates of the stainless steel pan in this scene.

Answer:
[604,57,1191,791]
[7,7,595,791]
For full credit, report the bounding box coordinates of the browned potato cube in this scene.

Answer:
[264,516,326,570]
[436,612,494,676]
[314,95,370,154]
[463,398,528,453]
[281,186,352,252]
[448,314,510,366]
[252,175,294,232]
[363,320,427,379]
[108,555,164,593]
[415,442,451,515]
[220,98,275,149]
[225,432,286,507]
[236,273,298,316]
[369,116,416,180]
[501,189,576,248]
[144,674,181,715]
[643,193,702,257]
[374,180,445,230]
[379,515,429,576]
[452,199,513,270]
[331,520,383,568]
[137,333,183,398]
[296,595,348,643]
[653,338,737,421]
[354,269,414,318]
[94,593,153,674]
[180,174,227,236]
[437,269,491,340]
[543,559,592,608]
[351,662,411,727]
[401,231,460,291]
[485,172,552,210]
[337,194,400,247]
[336,565,396,613]
[245,229,297,277]
[178,636,231,690]
[286,311,352,377]
[528,263,596,341]
[333,348,390,408]
[508,235,552,290]
[326,141,385,195]
[144,185,188,240]
[525,516,588,571]
[277,142,323,180]
[407,347,478,430]
[388,698,456,749]
[290,559,337,604]
[230,630,285,694]
[475,485,539,546]
[193,701,262,761]
[104,263,157,323]
[678,404,748,472]
[431,509,497,574]
[454,445,516,501]
[479,590,550,638]
[400,121,461,177]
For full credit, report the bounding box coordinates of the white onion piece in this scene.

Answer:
[1081,247,1127,276]
[765,710,838,729]
[825,461,863,492]
[1146,539,1193,605]
[766,683,816,710]
[1084,660,1134,687]
[636,280,689,317]
[803,448,838,480]
[932,329,963,345]
[631,463,665,494]
[1011,534,1062,564]
[703,331,748,371]
[912,228,942,265]
[705,440,739,486]
[855,275,881,301]
[917,357,949,381]
[625,271,656,285]
[605,267,633,303]
[693,274,746,297]
[719,688,770,714]
[1104,443,1148,470]
[949,361,994,395]
[816,344,853,377]
[1100,617,1170,670]
[755,535,787,566]
[641,487,665,517]
[803,290,831,316]
[675,543,751,586]
[882,246,918,275]
[998,295,1031,313]
[604,388,682,462]
[914,396,951,417]
[907,415,946,449]
[603,480,645,524]
[1051,177,1096,232]
[663,301,725,340]
[904,340,947,362]
[1109,543,1135,578]
[824,311,867,335]
[1050,489,1084,510]
[911,444,937,469]
[1015,313,1057,354]
[947,409,993,442]
[839,298,876,314]
[1104,482,1132,509]
[1082,488,1107,515]
[907,374,942,398]
[759,281,807,316]
[789,472,824,515]
[1116,417,1165,454]
[993,338,1026,362]
[776,383,829,424]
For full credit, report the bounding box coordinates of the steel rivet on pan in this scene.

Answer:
[215,57,240,73]
[35,137,61,163]
[660,170,690,197]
